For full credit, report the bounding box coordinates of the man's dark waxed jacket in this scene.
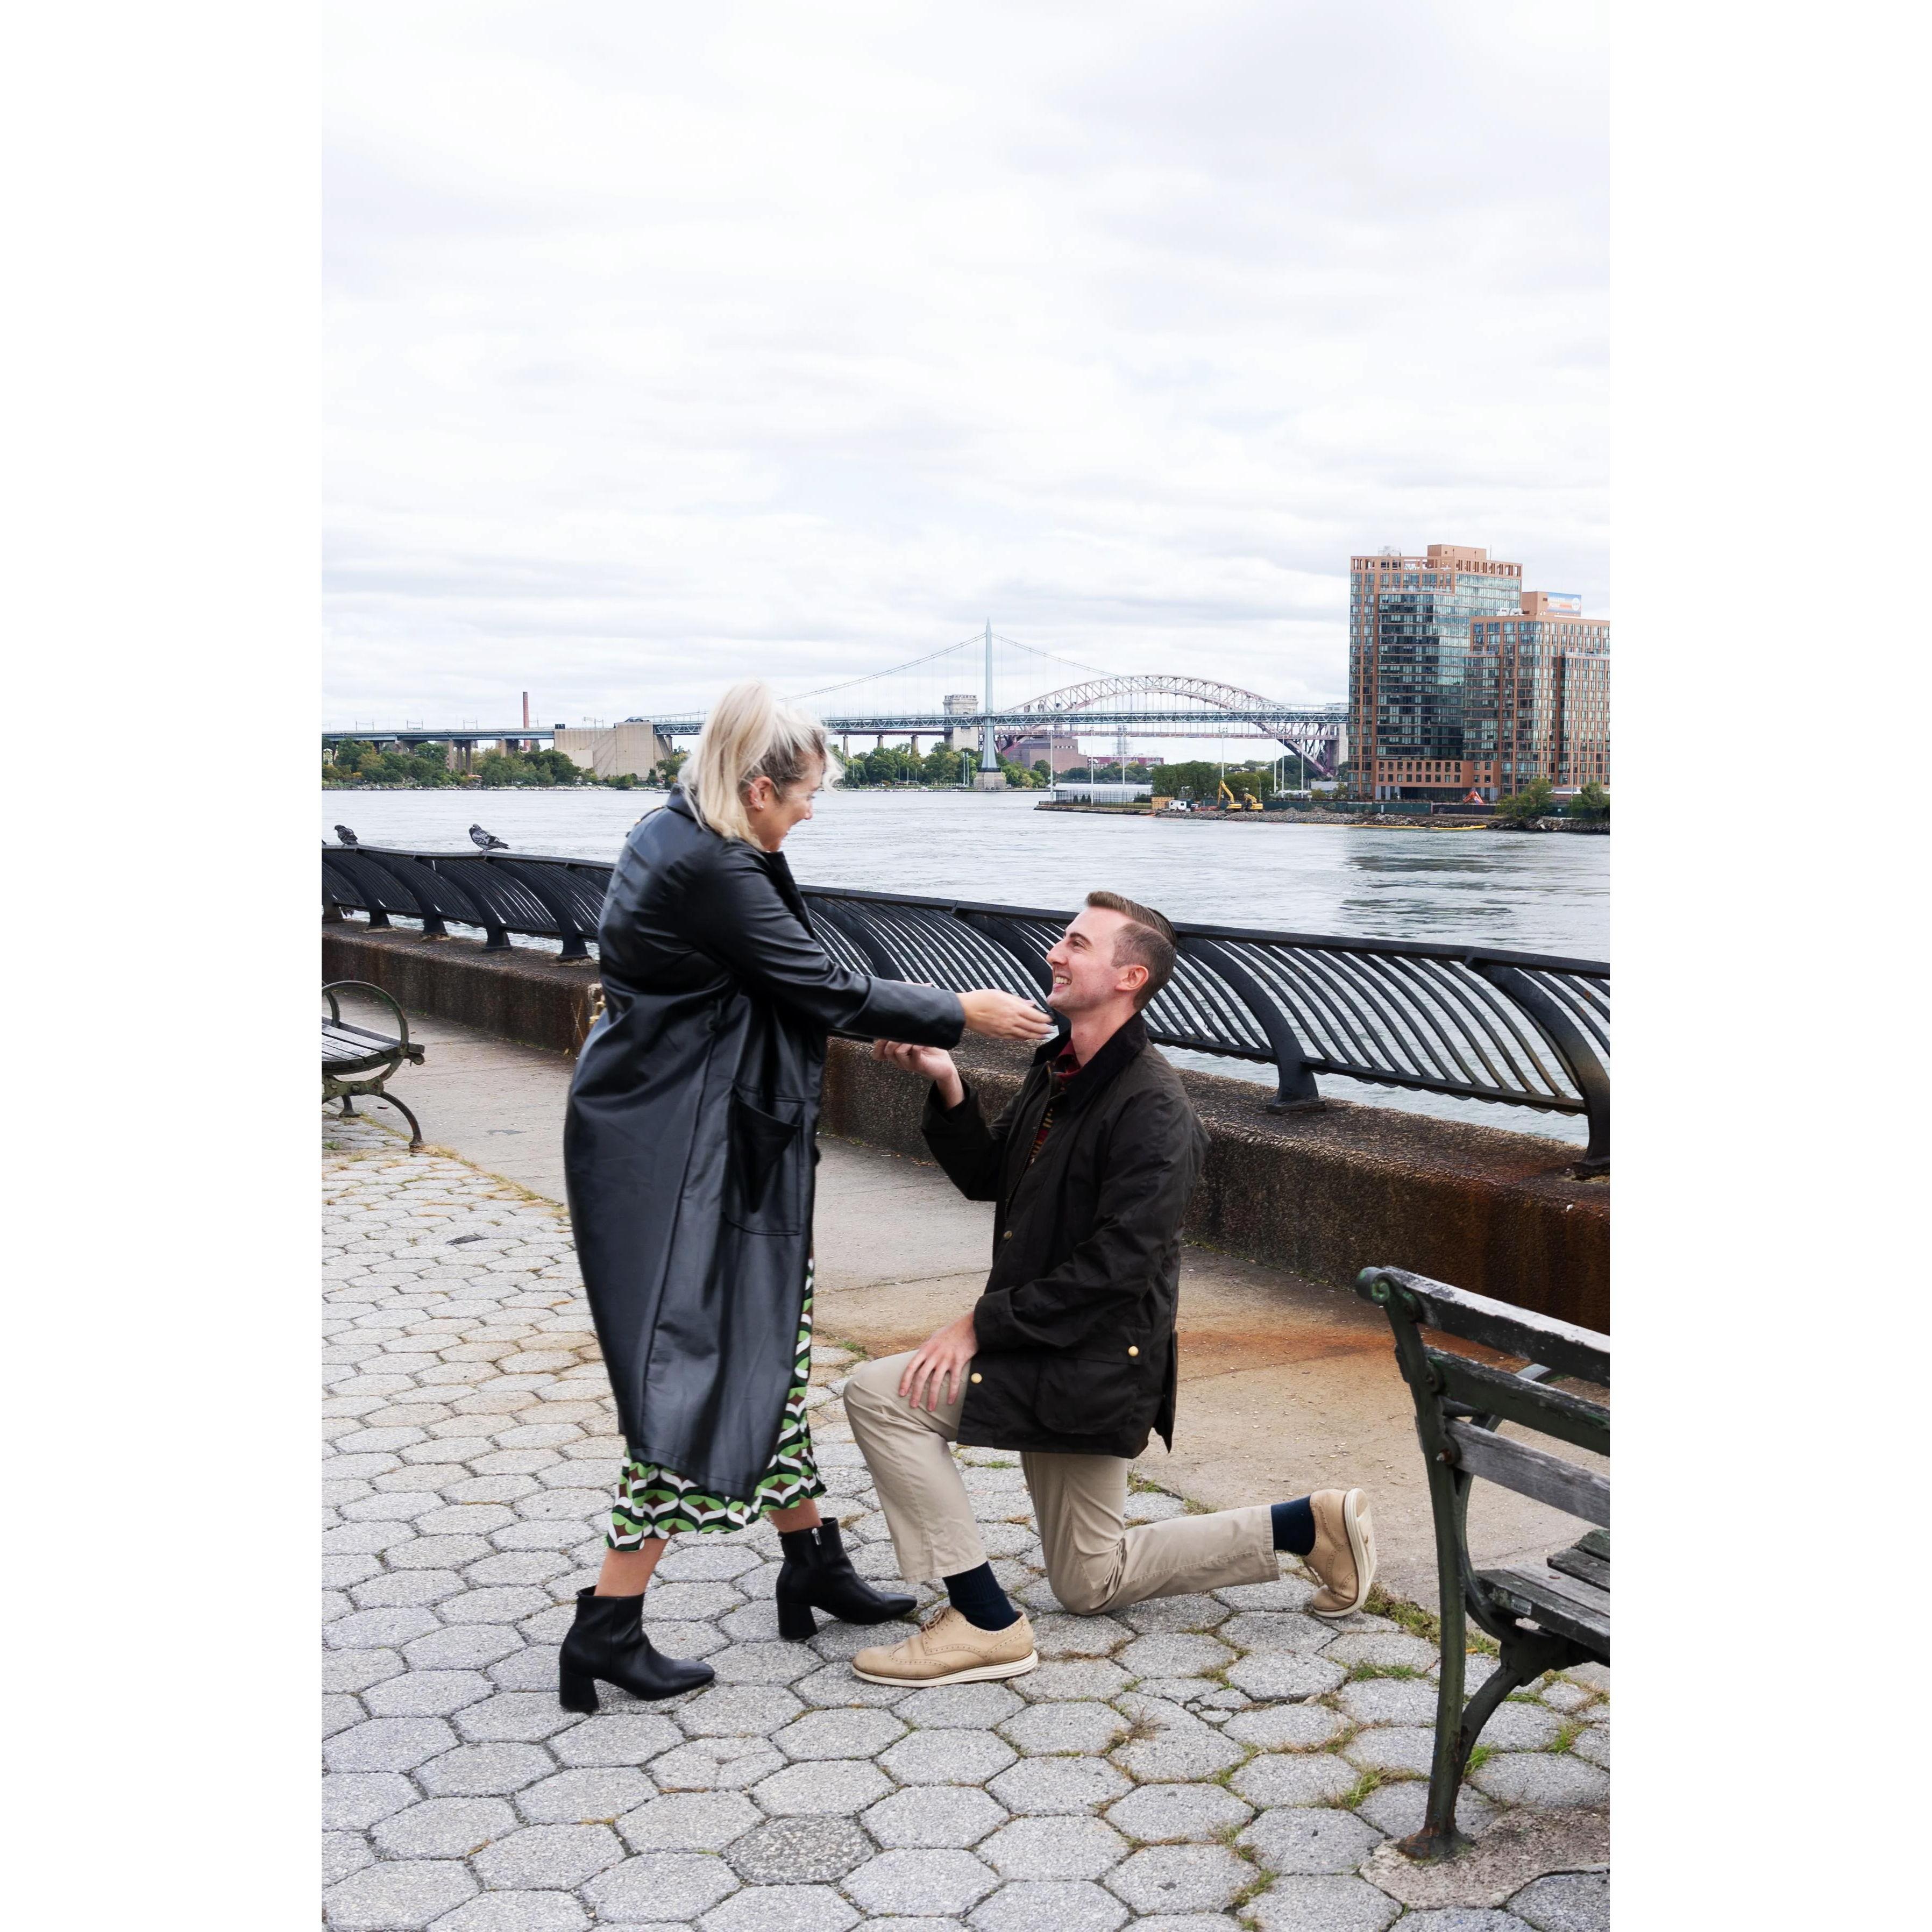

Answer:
[922,1013,1209,1460]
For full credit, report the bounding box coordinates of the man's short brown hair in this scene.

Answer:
[1085,890,1178,1011]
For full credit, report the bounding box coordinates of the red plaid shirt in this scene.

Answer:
[1027,1041,1083,1166]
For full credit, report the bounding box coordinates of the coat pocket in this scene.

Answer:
[1034,1348,1154,1438]
[724,1090,806,1235]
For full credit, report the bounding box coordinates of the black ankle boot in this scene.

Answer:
[557,1588,715,1711]
[775,1517,916,1640]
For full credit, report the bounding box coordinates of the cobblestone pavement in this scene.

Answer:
[324,1119,1609,1931]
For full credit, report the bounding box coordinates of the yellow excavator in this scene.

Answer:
[1217,779,1264,812]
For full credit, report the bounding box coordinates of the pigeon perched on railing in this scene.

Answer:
[469,824,510,850]
[334,825,360,847]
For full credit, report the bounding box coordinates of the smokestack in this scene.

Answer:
[522,691,530,729]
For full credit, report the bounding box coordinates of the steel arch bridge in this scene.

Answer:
[1006,675,1347,776]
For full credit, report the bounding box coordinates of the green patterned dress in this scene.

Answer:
[607,1261,826,1545]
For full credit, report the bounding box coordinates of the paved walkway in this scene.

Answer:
[323,1116,1608,1930]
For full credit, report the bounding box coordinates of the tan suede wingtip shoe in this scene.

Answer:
[851,1606,1038,1687]
[1306,1487,1377,1617]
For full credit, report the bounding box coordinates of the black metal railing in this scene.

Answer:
[323,844,1610,1171]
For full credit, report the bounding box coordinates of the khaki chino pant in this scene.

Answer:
[844,1351,1276,1615]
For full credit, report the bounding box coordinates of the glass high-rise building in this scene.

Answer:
[1349,546,1610,800]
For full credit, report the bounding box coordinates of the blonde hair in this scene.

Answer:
[680,680,835,843]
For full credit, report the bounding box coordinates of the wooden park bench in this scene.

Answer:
[1356,1263,1609,1863]
[323,980,425,1150]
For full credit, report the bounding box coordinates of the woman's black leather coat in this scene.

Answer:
[564,793,963,1498]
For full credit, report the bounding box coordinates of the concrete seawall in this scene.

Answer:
[323,921,1607,1331]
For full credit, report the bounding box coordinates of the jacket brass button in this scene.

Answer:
[1002,1231,1012,1240]
[1127,1346,1139,1357]
[970,1373,983,1384]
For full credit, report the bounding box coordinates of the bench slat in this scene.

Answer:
[1362,1268,1610,1386]
[1576,1528,1609,1560]
[1548,1542,1610,1591]
[1446,1419,1610,1526]
[1427,1349,1609,1455]
[1480,1563,1610,1656]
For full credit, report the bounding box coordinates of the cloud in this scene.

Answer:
[324,0,1607,736]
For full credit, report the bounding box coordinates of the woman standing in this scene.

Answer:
[559,683,1051,1707]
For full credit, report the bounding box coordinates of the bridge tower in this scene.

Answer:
[974,620,1005,789]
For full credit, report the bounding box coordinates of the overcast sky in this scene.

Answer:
[323,0,1607,730]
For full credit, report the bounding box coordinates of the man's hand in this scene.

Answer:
[898,1311,978,1412]
[871,1040,965,1111]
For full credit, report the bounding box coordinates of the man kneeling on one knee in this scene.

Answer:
[846,889,1377,1687]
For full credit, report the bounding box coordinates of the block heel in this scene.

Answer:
[775,1584,818,1642]
[558,1667,600,1714]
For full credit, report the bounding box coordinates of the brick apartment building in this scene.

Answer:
[1348,545,1610,801]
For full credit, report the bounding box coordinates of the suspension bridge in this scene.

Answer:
[322,625,1350,777]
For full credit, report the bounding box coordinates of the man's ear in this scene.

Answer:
[1120,962,1149,1000]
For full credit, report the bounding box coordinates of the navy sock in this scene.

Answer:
[943,1562,1021,1631]
[1271,1498,1316,1557]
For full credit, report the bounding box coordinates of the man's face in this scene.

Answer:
[1045,906,1142,1014]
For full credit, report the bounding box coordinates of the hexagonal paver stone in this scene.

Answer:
[997,1701,1127,1756]
[752,1758,896,1816]
[1104,1843,1253,1915]
[986,1756,1132,1817]
[1217,1611,1334,1655]
[642,1581,747,1622]
[548,1711,681,1767]
[324,1716,460,1774]
[470,1821,624,1888]
[427,1894,590,1932]
[1320,1632,1438,1672]
[618,1789,762,1852]
[897,1681,1028,1729]
[969,1879,1130,1932]
[1477,1701,1564,1751]
[1386,1915,1533,1931]
[1469,1751,1610,1809]
[792,1661,911,1708]
[697,1885,860,1932]
[1337,1677,1438,1727]
[1230,1752,1357,1809]
[1215,1576,1317,1612]
[404,1625,525,1671]
[864,1785,1009,1849]
[651,1739,786,1791]
[843,1849,1000,1917]
[374,1797,518,1859]
[453,1693,583,1745]
[1031,1614,1134,1658]
[1106,1782,1253,1844]
[1118,1594,1230,1633]
[727,1815,873,1884]
[323,1772,420,1831]
[981,1815,1130,1881]
[1222,1703,1345,1751]
[1117,1633,1234,1680]
[514,1765,656,1824]
[323,1833,373,1885]
[710,1642,820,1686]
[1018,1659,1132,1702]
[1570,1723,1609,1770]
[323,1649,407,1694]
[365,1670,494,1718]
[679,1686,808,1738]
[1245,1874,1403,1931]
[1237,1806,1383,1875]
[1509,1871,1609,1932]
[1225,1652,1346,1702]
[1108,1704,1245,1783]
[879,1730,1017,1787]
[416,1743,558,1797]
[773,1706,907,1760]
[324,1859,479,1930]
[1353,1779,1495,1843]
[1344,1724,1439,1776]
[584,1850,741,1923]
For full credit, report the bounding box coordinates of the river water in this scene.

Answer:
[323,788,1606,1143]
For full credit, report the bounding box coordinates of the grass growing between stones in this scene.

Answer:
[1339,1767,1386,1808]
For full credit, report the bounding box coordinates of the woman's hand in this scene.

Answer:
[871,1040,964,1109]
[959,989,1055,1042]
[898,1311,979,1412]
